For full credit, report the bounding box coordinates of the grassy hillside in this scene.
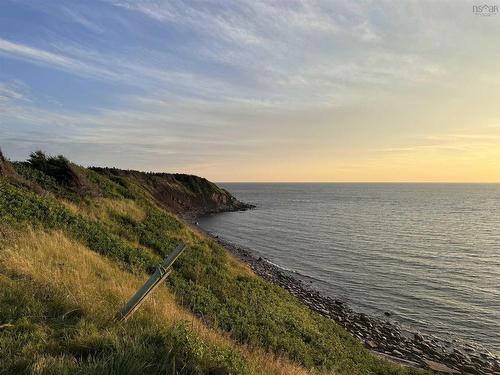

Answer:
[0,150,423,375]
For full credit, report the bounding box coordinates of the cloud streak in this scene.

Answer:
[0,38,115,80]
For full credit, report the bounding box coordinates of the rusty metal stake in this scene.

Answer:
[115,242,186,322]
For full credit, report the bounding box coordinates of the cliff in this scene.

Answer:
[1,149,252,217]
[91,167,254,218]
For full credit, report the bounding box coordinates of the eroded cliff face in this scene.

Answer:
[1,148,253,219]
[91,168,254,218]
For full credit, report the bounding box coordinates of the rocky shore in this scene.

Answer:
[201,230,500,375]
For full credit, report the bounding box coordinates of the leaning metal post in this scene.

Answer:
[115,242,186,322]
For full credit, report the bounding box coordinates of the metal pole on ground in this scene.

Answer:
[115,242,186,322]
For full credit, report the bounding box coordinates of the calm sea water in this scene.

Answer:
[198,183,500,354]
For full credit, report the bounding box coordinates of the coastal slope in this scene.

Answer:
[0,149,421,375]
[90,167,254,218]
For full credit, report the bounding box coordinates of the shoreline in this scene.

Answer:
[193,222,499,375]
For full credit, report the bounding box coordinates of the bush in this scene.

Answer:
[21,151,97,198]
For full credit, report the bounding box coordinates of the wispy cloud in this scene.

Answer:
[0,1,450,109]
[0,38,115,80]
[0,36,250,103]
[377,130,500,155]
[0,81,30,102]
[62,6,104,33]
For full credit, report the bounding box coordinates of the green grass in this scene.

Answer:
[0,229,252,375]
[0,154,425,375]
[0,179,158,272]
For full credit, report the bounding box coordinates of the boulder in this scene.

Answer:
[423,359,460,374]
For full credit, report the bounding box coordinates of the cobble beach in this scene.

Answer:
[200,228,500,375]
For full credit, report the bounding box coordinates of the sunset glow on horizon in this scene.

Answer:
[1,1,500,182]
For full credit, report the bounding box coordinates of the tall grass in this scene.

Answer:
[0,228,309,375]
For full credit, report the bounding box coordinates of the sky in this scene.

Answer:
[1,0,500,182]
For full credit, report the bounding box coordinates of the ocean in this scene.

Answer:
[198,183,500,355]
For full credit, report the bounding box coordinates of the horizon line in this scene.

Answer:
[215,181,500,184]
